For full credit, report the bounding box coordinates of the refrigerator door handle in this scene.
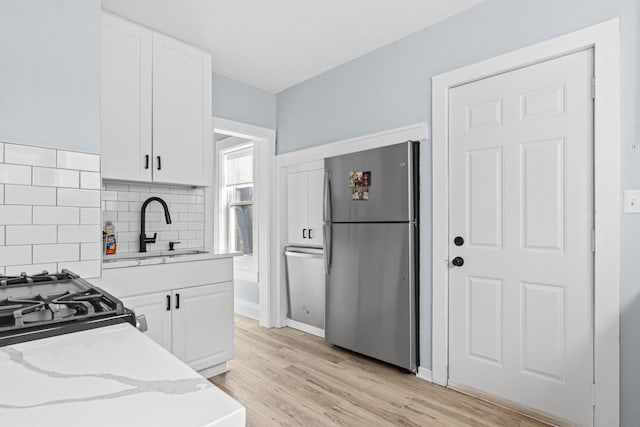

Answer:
[323,223,332,273]
[323,171,332,222]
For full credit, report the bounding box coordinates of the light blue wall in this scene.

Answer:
[213,73,277,130]
[276,0,639,424]
[0,0,101,153]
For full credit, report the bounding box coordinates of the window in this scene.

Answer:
[223,145,254,255]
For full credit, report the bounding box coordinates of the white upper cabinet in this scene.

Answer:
[101,13,153,182]
[100,13,212,186]
[287,167,324,246]
[152,33,211,186]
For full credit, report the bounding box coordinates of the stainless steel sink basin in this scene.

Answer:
[165,249,209,257]
[103,249,209,263]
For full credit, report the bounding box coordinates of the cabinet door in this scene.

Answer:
[101,13,152,182]
[171,283,234,372]
[121,292,172,352]
[152,33,212,186]
[287,171,309,245]
[306,168,324,246]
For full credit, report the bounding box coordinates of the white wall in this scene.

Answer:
[0,0,101,154]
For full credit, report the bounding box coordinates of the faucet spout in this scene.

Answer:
[140,197,172,253]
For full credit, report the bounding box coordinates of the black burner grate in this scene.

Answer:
[0,270,136,347]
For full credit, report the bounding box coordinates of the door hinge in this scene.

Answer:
[591,77,596,99]
[591,229,596,253]
[592,384,596,406]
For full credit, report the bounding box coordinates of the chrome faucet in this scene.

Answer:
[139,197,172,253]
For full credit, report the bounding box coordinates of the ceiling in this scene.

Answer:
[101,0,482,93]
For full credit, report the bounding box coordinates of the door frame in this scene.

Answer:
[431,19,620,426]
[211,117,277,328]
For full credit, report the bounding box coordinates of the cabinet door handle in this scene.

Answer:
[166,294,171,311]
[145,154,150,169]
[302,228,307,239]
[157,156,162,170]
[308,229,313,239]
[175,293,180,309]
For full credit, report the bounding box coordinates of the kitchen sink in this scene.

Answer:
[103,249,209,263]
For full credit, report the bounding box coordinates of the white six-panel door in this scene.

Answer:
[448,49,594,426]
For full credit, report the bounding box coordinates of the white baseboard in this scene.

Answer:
[416,366,433,382]
[285,318,325,338]
[199,362,228,379]
[234,298,260,320]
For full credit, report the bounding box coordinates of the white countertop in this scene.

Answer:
[0,324,245,427]
[102,249,241,270]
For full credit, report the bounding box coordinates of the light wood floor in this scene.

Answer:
[209,315,549,427]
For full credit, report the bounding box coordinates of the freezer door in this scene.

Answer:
[325,222,416,371]
[324,141,417,223]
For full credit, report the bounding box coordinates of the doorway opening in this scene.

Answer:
[216,134,258,318]
[212,117,277,328]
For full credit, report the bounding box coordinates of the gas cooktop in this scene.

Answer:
[0,270,136,347]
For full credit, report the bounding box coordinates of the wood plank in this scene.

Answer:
[209,316,551,426]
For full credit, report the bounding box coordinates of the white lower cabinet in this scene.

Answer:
[121,291,172,353]
[122,282,233,375]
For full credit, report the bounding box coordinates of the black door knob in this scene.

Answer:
[454,236,464,246]
[452,257,464,267]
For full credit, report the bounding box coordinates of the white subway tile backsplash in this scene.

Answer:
[102,211,118,222]
[58,225,101,243]
[5,263,58,276]
[0,245,32,266]
[57,151,100,172]
[33,243,79,263]
[105,201,129,211]
[0,143,102,276]
[58,260,100,279]
[112,222,129,232]
[4,144,56,167]
[179,230,197,240]
[129,184,150,193]
[187,239,204,248]
[128,202,142,212]
[80,208,101,225]
[116,231,139,243]
[117,191,139,202]
[81,242,101,260]
[105,183,129,191]
[0,164,31,185]
[188,222,204,230]
[6,225,57,245]
[143,212,161,222]
[80,171,101,189]
[102,179,204,253]
[5,185,56,206]
[101,190,118,201]
[171,203,189,213]
[0,206,32,224]
[117,212,139,222]
[159,231,179,241]
[33,167,79,188]
[33,206,79,225]
[58,188,101,207]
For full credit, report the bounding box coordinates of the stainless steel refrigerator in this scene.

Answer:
[323,141,418,372]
